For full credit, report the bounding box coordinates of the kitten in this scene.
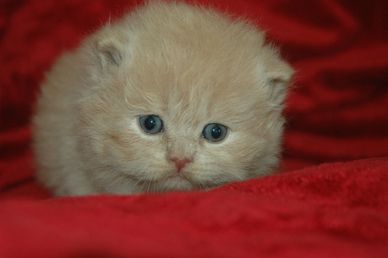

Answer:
[33,1,293,196]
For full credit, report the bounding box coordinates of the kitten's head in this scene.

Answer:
[77,2,293,193]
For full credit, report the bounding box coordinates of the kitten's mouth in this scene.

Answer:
[164,173,192,183]
[167,172,188,179]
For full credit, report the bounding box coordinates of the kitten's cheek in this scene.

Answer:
[78,132,103,160]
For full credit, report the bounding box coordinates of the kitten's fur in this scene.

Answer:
[33,1,293,196]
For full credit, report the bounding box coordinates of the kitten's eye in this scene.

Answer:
[202,123,228,143]
[138,115,164,135]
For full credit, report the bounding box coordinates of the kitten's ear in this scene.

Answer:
[262,46,294,106]
[95,38,123,71]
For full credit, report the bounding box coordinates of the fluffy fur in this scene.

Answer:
[33,1,293,196]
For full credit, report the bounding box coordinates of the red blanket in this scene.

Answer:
[1,1,387,257]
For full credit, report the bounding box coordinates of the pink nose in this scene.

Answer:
[170,157,192,173]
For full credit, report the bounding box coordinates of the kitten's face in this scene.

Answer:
[77,4,292,194]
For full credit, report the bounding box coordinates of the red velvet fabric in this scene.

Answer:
[1,1,387,257]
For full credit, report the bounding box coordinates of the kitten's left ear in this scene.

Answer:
[262,46,294,105]
[95,38,123,71]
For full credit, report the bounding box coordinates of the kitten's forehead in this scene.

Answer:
[122,57,268,130]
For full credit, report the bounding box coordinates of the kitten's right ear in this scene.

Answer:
[95,38,123,71]
[262,46,294,107]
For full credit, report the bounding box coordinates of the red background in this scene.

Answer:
[1,1,387,257]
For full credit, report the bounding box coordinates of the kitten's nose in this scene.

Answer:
[170,157,192,173]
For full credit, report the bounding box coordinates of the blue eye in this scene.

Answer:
[139,115,163,134]
[202,123,228,143]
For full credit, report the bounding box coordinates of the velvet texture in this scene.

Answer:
[0,1,387,257]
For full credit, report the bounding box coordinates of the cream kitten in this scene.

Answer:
[33,1,293,196]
